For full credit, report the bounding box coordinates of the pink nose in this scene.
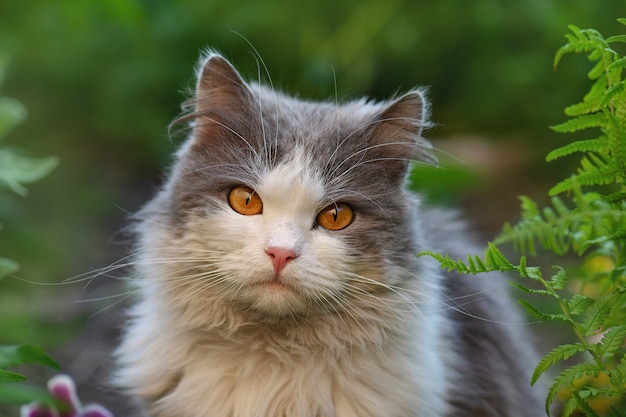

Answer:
[265,247,298,275]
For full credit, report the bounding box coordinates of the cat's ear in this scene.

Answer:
[194,52,253,116]
[372,90,437,166]
[180,51,257,146]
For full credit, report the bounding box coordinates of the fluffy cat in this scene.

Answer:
[114,51,544,417]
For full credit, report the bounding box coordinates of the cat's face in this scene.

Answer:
[140,53,435,323]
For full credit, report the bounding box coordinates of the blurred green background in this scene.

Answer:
[0,0,624,377]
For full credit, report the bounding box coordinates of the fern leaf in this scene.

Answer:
[517,256,542,280]
[417,251,454,270]
[531,343,587,386]
[546,362,601,415]
[564,78,608,116]
[561,396,579,417]
[604,191,626,204]
[549,266,569,291]
[581,296,615,336]
[571,391,602,417]
[549,163,621,195]
[518,299,569,322]
[567,294,596,315]
[507,281,555,298]
[551,113,607,133]
[546,137,609,162]
[418,251,489,274]
[607,34,626,44]
[483,243,515,271]
[596,325,626,358]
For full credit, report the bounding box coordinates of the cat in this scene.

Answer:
[114,51,545,417]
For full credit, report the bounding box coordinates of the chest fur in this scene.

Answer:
[146,334,447,417]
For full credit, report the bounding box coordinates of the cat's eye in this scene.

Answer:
[228,186,263,215]
[316,203,353,231]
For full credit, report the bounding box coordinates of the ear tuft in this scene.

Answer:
[375,89,437,165]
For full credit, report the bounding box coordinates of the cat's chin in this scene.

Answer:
[238,277,312,318]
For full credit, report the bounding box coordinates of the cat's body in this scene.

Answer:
[115,52,543,417]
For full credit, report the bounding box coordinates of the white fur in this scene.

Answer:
[116,151,453,417]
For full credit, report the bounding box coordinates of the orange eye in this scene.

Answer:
[316,203,354,231]
[228,186,263,215]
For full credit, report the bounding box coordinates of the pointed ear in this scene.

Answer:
[194,52,253,115]
[373,90,437,166]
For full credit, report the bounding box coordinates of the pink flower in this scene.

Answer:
[20,375,113,417]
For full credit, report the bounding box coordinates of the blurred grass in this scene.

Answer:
[0,0,623,355]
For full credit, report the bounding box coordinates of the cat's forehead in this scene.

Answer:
[254,87,382,137]
[258,152,326,214]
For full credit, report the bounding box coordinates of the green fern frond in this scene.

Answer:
[546,362,602,415]
[495,195,577,255]
[417,251,493,274]
[549,266,569,291]
[561,396,579,417]
[531,343,587,386]
[571,391,602,417]
[595,325,626,358]
[607,34,626,44]
[551,113,607,134]
[554,25,604,69]
[507,281,554,297]
[567,294,596,315]
[546,137,609,162]
[418,244,518,275]
[518,299,568,322]
[483,242,515,270]
[581,294,616,336]
[603,191,626,204]
[602,80,625,108]
[549,163,621,195]
[564,78,607,116]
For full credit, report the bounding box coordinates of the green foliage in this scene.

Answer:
[0,344,60,405]
[0,57,58,273]
[0,58,58,197]
[0,345,60,384]
[0,57,61,409]
[421,20,626,416]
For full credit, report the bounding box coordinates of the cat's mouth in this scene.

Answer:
[255,275,297,292]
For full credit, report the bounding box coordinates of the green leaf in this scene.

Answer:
[0,257,19,281]
[550,113,607,134]
[0,150,59,196]
[0,344,61,370]
[531,343,587,385]
[607,34,626,44]
[0,369,27,383]
[596,325,626,358]
[561,396,579,417]
[484,243,515,271]
[549,266,569,291]
[0,383,53,406]
[518,300,569,322]
[567,294,595,315]
[545,137,608,162]
[0,96,27,140]
[581,297,614,336]
[508,281,555,298]
[546,362,601,415]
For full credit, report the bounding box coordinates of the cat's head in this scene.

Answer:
[139,52,436,326]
